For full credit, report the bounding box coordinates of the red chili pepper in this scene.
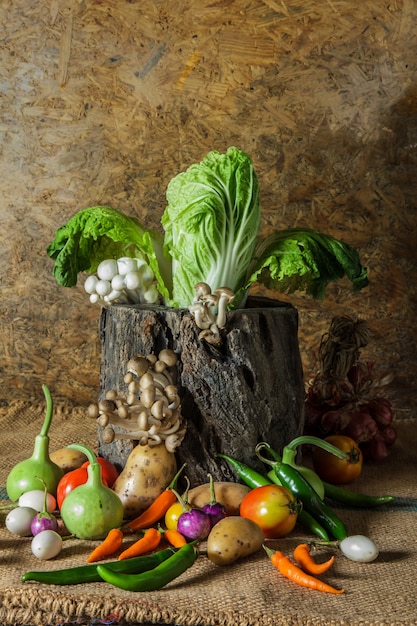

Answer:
[293,543,335,575]
[164,528,187,548]
[86,528,124,563]
[125,464,186,532]
[264,546,344,594]
[118,528,162,561]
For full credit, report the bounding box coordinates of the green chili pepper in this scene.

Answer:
[265,469,330,541]
[96,541,199,591]
[280,435,350,501]
[256,443,348,541]
[219,453,330,541]
[322,481,395,508]
[217,454,272,488]
[21,547,177,585]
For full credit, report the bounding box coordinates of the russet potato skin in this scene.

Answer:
[49,448,88,473]
[188,482,251,516]
[112,443,177,518]
[207,516,264,566]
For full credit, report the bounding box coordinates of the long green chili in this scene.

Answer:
[322,481,395,508]
[96,542,199,591]
[217,454,271,488]
[21,547,177,585]
[266,469,330,541]
[218,453,330,541]
[256,443,348,541]
[280,435,350,501]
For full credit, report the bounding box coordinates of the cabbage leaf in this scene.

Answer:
[46,206,172,298]
[245,228,369,300]
[46,148,368,309]
[161,147,260,307]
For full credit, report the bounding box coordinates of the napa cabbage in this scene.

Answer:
[47,147,368,308]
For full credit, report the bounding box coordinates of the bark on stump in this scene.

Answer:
[98,297,305,485]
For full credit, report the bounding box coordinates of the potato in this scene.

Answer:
[112,443,177,518]
[207,516,264,566]
[49,447,88,473]
[188,481,251,515]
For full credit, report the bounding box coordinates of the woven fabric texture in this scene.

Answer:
[0,401,416,626]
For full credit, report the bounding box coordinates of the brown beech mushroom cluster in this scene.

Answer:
[89,349,186,453]
[189,282,235,345]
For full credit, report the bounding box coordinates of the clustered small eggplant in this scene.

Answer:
[177,507,211,542]
[200,474,227,527]
[173,476,227,541]
[30,482,59,536]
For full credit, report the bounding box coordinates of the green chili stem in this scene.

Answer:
[285,436,349,461]
[255,442,281,468]
[40,385,54,438]
[167,463,187,490]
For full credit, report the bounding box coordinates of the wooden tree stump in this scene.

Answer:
[98,296,305,485]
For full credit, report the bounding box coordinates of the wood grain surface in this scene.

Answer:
[1,0,416,415]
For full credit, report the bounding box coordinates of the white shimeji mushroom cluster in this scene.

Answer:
[90,349,186,453]
[84,257,160,307]
[189,282,235,345]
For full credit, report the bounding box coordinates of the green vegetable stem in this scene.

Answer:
[264,438,395,509]
[21,547,177,585]
[6,385,64,501]
[60,443,124,540]
[256,443,349,541]
[278,435,349,501]
[96,542,200,592]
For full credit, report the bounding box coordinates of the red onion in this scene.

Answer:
[342,410,378,443]
[379,425,397,446]
[320,408,351,434]
[366,397,393,426]
[361,432,389,462]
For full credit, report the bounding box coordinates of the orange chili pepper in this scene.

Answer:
[125,464,186,532]
[264,546,344,594]
[86,528,124,563]
[293,543,335,575]
[118,527,162,561]
[164,528,187,548]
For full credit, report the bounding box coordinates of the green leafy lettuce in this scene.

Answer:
[47,147,368,308]
[161,147,260,307]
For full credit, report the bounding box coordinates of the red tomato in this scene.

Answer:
[81,457,119,487]
[56,467,109,509]
[239,485,300,539]
[312,435,363,484]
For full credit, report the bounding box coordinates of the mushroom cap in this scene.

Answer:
[194,282,212,298]
[127,355,149,376]
[214,286,235,301]
[158,348,178,368]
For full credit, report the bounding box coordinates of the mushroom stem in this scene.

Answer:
[214,287,235,328]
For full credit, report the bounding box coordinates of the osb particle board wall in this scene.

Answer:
[1,0,416,415]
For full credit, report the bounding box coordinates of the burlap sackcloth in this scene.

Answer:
[0,400,416,626]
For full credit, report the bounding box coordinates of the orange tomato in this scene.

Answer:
[312,435,363,484]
